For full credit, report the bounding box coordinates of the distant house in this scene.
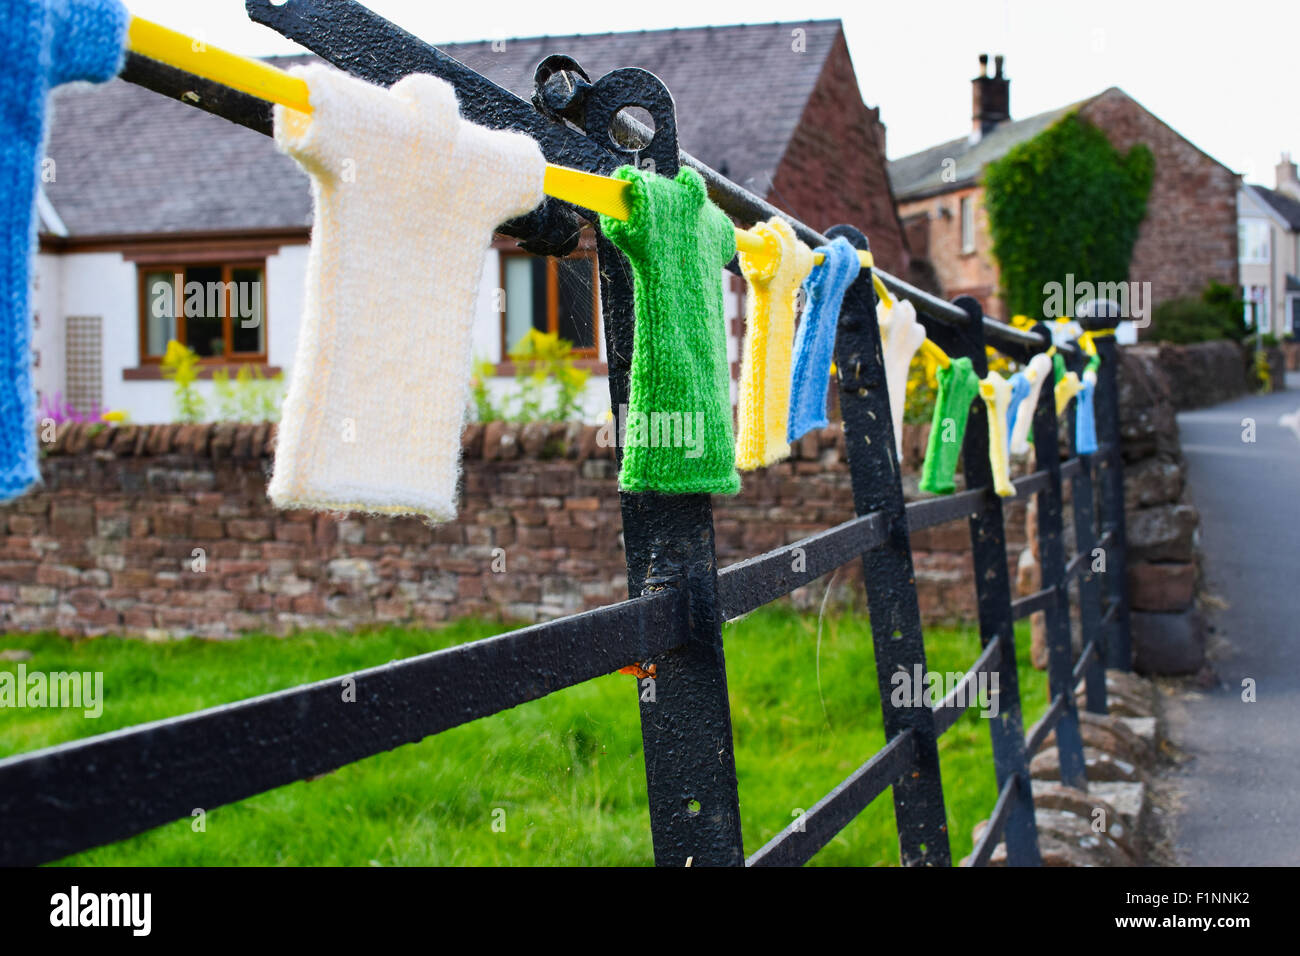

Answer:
[35,19,904,424]
[1238,154,1300,337]
[888,55,1240,337]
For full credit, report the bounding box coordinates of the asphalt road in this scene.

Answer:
[1170,373,1300,865]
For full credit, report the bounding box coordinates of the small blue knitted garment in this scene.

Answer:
[0,0,128,499]
[1005,370,1032,457]
[787,237,860,441]
[1075,378,1098,454]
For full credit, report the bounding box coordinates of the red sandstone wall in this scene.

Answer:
[0,421,1019,639]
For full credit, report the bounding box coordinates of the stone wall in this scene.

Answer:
[1113,348,1206,674]
[1129,340,1285,410]
[0,342,1249,658]
[0,421,1022,639]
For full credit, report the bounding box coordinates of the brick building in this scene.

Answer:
[37,20,904,423]
[889,55,1240,327]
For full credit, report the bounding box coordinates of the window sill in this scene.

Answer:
[491,359,607,377]
[123,364,281,381]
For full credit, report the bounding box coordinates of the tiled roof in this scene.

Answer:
[1251,185,1300,232]
[888,95,1096,201]
[42,20,842,237]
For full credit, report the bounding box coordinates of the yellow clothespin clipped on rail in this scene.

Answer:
[129,18,314,113]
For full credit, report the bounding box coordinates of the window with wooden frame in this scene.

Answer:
[138,261,267,363]
[500,249,600,361]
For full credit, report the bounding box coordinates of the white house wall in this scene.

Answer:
[41,244,740,427]
[32,252,64,414]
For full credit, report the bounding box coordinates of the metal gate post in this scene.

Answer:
[1065,349,1108,715]
[1029,333,1088,790]
[941,296,1041,865]
[829,226,951,867]
[1083,316,1132,672]
[588,75,744,867]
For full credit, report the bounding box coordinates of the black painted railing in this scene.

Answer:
[0,0,1131,867]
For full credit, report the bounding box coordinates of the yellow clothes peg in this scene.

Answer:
[129,18,313,113]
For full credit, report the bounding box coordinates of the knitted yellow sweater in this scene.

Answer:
[735,218,814,469]
[979,372,1016,497]
[1055,371,1083,416]
[268,65,545,520]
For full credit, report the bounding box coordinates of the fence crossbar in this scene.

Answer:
[1012,469,1051,497]
[1072,639,1099,685]
[905,488,987,533]
[1025,693,1068,756]
[0,587,686,866]
[1011,586,1056,620]
[745,730,917,867]
[717,512,887,621]
[967,773,1020,867]
[931,638,1003,736]
[1101,600,1120,628]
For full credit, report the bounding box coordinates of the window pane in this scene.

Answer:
[184,265,225,357]
[144,270,176,356]
[230,267,265,354]
[556,256,596,350]
[503,256,547,356]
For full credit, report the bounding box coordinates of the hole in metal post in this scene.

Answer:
[610,106,655,150]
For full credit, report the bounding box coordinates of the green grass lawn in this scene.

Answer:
[0,603,1046,866]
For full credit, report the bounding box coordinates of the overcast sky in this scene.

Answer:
[125,0,1294,185]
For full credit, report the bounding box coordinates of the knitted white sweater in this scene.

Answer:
[1009,353,1054,456]
[878,298,927,462]
[269,65,545,520]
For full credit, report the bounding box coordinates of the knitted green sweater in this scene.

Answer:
[919,356,981,495]
[600,165,741,495]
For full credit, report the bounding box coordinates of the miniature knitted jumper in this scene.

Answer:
[1055,370,1082,416]
[269,66,545,519]
[735,217,814,469]
[879,297,928,462]
[1,0,127,500]
[1008,353,1053,456]
[979,372,1016,497]
[1005,371,1031,456]
[599,165,740,495]
[787,236,859,442]
[919,356,980,495]
[1075,369,1099,454]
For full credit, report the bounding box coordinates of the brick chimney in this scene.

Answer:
[972,53,1010,140]
[1276,151,1300,200]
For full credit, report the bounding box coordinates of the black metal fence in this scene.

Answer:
[0,0,1132,867]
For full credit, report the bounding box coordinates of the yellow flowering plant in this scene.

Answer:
[471,330,593,423]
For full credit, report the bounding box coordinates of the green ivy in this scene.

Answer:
[983,112,1154,319]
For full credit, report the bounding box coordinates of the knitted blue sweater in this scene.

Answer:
[1,0,127,499]
[1005,369,1032,455]
[1075,378,1098,454]
[787,236,859,441]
